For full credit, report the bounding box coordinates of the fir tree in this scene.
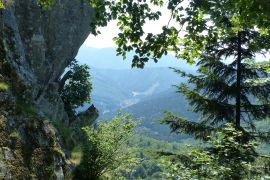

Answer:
[162,0,270,141]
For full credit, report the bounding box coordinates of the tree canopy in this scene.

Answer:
[33,0,270,70]
[163,123,264,179]
[74,114,138,179]
[60,60,92,118]
[161,0,270,141]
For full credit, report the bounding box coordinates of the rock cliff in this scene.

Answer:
[0,0,94,178]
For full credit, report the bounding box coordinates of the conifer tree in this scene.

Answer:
[162,0,270,140]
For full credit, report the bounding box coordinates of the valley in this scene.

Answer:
[77,46,197,142]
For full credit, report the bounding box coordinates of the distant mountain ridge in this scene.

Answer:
[88,67,185,115]
[76,46,196,70]
[104,88,198,141]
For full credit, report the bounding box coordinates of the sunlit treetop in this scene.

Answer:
[0,0,4,9]
[37,0,54,10]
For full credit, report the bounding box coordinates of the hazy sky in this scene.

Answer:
[84,9,171,48]
[83,2,188,48]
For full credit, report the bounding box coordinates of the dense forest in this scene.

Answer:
[1,0,270,179]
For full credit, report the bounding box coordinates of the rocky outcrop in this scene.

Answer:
[0,0,94,178]
[4,0,92,121]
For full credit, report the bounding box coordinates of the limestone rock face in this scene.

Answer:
[4,0,92,120]
[0,0,93,178]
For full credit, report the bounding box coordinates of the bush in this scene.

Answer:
[164,123,262,179]
[73,114,138,180]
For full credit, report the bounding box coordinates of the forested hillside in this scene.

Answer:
[89,67,183,114]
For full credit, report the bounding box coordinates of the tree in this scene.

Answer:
[59,60,92,119]
[161,0,270,142]
[88,0,270,69]
[157,1,270,178]
[163,123,263,179]
[73,114,139,180]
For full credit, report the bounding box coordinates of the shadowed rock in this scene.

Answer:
[3,0,93,120]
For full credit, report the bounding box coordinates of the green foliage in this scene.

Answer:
[0,0,4,9]
[163,123,265,179]
[163,0,270,142]
[208,124,258,179]
[60,60,92,117]
[0,82,8,90]
[83,0,270,69]
[160,1,270,173]
[162,112,213,140]
[37,0,53,10]
[86,0,171,67]
[9,131,18,139]
[51,146,64,158]
[114,133,200,179]
[73,114,137,179]
[0,0,14,9]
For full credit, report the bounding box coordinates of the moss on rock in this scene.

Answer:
[0,105,66,179]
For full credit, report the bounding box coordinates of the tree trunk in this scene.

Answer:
[235,31,242,128]
[58,70,72,92]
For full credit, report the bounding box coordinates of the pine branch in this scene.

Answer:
[161,112,215,140]
[243,80,270,100]
[199,55,236,78]
[177,84,235,124]
[249,131,270,143]
[242,104,270,120]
